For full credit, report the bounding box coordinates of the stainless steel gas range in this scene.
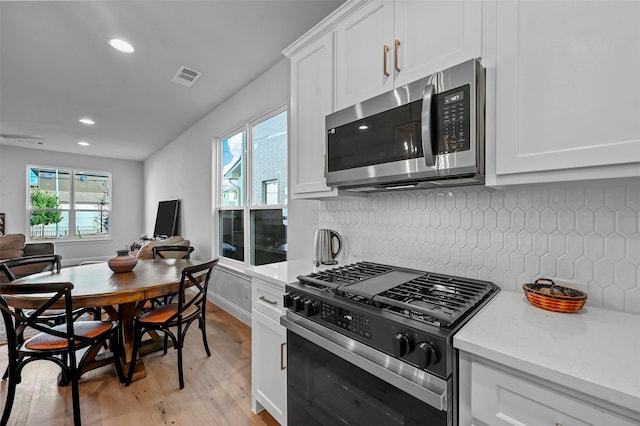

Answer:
[280,261,499,426]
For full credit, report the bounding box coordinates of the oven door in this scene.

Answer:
[281,313,452,426]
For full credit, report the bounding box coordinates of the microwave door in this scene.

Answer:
[421,84,436,167]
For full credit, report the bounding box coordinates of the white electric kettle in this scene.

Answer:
[313,229,343,266]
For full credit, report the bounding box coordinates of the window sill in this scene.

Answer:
[216,260,252,280]
[28,237,114,246]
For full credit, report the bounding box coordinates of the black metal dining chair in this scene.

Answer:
[0,281,124,426]
[0,254,61,283]
[125,259,218,389]
[0,255,95,325]
[149,245,196,307]
[151,245,195,259]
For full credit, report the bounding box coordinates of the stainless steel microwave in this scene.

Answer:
[325,59,485,192]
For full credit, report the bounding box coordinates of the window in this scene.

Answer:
[27,166,111,240]
[218,107,287,266]
[262,180,278,205]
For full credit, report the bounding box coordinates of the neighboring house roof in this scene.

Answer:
[222,158,242,194]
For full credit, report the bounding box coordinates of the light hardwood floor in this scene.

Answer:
[0,303,279,426]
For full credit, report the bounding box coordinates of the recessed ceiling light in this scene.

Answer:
[78,141,90,146]
[358,124,369,130]
[109,38,134,53]
[79,118,95,125]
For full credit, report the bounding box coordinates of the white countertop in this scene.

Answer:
[245,259,332,287]
[454,290,640,415]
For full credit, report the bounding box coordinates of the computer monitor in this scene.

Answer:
[153,199,180,238]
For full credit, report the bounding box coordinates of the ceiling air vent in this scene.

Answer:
[171,66,202,87]
[0,134,45,146]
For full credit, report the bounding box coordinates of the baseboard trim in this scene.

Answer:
[207,293,251,327]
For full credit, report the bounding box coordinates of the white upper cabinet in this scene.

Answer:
[288,32,338,197]
[335,0,482,111]
[393,0,482,87]
[285,1,371,199]
[335,1,394,110]
[489,0,640,186]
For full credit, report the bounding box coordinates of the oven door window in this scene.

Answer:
[287,331,448,426]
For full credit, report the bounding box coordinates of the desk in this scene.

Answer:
[10,258,205,380]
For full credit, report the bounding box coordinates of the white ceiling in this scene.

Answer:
[0,0,344,161]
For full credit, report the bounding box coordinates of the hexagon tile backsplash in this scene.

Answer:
[318,180,640,314]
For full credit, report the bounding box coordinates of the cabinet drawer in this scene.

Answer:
[471,360,637,426]
[252,278,285,321]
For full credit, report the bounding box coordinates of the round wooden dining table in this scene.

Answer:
[9,258,206,381]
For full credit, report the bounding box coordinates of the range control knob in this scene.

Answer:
[292,296,304,312]
[416,342,438,368]
[303,299,320,317]
[283,293,294,308]
[392,332,413,357]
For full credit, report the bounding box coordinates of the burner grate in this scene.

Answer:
[296,262,499,329]
[297,262,394,291]
[374,273,496,327]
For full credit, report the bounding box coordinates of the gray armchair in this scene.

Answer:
[0,234,55,283]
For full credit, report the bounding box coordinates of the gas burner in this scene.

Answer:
[407,298,455,315]
[385,306,443,327]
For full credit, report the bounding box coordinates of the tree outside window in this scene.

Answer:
[29,189,63,239]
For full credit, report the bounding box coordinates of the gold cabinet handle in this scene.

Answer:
[323,154,327,178]
[394,39,401,72]
[259,296,277,305]
[383,45,390,77]
[280,342,286,370]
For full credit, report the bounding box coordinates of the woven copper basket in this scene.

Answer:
[523,278,587,313]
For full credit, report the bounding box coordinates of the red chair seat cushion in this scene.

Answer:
[24,321,113,350]
[138,303,199,324]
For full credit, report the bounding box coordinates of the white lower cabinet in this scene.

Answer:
[251,278,287,425]
[461,353,638,426]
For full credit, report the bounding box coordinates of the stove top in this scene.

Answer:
[286,261,500,379]
[297,261,499,328]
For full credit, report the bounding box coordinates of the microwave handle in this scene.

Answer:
[421,84,436,167]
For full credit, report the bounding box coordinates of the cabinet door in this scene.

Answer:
[471,359,638,426]
[290,32,339,197]
[493,1,640,182]
[335,1,394,110]
[393,0,482,87]
[251,310,287,425]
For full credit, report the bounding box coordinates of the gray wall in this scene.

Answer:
[144,58,320,323]
[0,145,144,265]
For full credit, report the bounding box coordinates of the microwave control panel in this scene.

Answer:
[436,84,471,154]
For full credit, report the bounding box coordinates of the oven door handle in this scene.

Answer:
[281,312,449,411]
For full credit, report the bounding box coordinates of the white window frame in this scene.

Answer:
[215,105,288,267]
[26,165,112,242]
